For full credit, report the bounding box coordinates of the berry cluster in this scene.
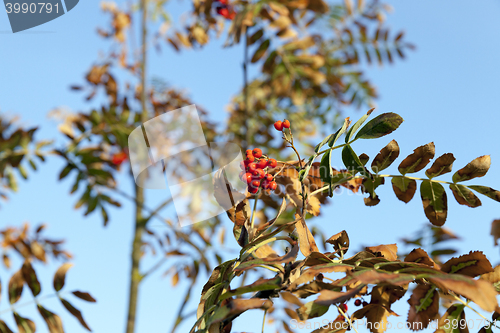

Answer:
[239,148,278,194]
[214,0,236,20]
[273,119,290,131]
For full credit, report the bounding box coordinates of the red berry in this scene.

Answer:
[354,299,362,307]
[268,181,277,191]
[252,148,263,158]
[282,119,290,128]
[362,301,369,307]
[227,11,235,19]
[241,172,253,184]
[216,7,229,17]
[265,174,273,181]
[248,163,257,173]
[261,180,270,189]
[267,158,277,168]
[251,180,260,188]
[248,186,259,194]
[246,154,255,162]
[246,149,252,156]
[112,151,127,165]
[253,169,265,179]
[339,304,348,312]
[274,121,283,131]
[256,159,267,169]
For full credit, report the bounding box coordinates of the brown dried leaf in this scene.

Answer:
[391,177,416,203]
[480,264,500,285]
[398,142,435,174]
[53,263,73,292]
[315,288,362,306]
[440,251,493,277]
[37,305,64,333]
[326,230,349,253]
[429,275,497,312]
[450,184,482,208]
[72,291,97,302]
[21,261,41,296]
[352,304,395,333]
[61,299,91,331]
[366,244,398,261]
[452,155,491,183]
[8,270,24,304]
[492,219,500,246]
[210,298,273,324]
[295,212,319,256]
[0,320,14,333]
[425,153,455,178]
[404,248,437,268]
[407,284,439,330]
[13,313,36,333]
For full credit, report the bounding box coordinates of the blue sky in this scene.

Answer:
[1,1,500,332]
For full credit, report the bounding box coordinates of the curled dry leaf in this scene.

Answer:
[404,248,437,268]
[366,244,398,261]
[61,298,92,331]
[326,230,349,253]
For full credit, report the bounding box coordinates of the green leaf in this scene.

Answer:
[21,262,41,297]
[251,39,270,63]
[342,145,370,177]
[452,155,491,183]
[299,156,315,183]
[420,180,447,226]
[449,184,481,208]
[328,117,351,147]
[58,164,74,180]
[437,304,468,333]
[319,150,333,183]
[297,301,329,320]
[354,112,403,140]
[344,108,374,143]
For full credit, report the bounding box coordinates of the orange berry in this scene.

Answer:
[251,180,260,188]
[256,159,267,169]
[241,172,253,184]
[248,162,257,173]
[282,119,290,128]
[253,169,265,179]
[112,151,128,165]
[274,121,283,131]
[269,181,277,191]
[246,149,252,156]
[265,174,273,182]
[267,158,277,168]
[246,154,255,162]
[252,148,263,158]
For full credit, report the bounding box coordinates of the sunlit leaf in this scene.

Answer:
[398,142,435,174]
[355,113,403,140]
[452,155,491,183]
